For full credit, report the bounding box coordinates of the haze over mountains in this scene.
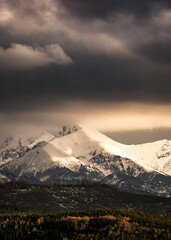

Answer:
[0,125,170,197]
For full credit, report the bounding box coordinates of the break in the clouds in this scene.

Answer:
[0,43,72,70]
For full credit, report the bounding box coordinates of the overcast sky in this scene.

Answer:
[0,0,171,142]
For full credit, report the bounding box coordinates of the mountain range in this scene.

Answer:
[0,125,171,197]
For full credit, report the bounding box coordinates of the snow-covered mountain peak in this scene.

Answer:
[53,124,81,138]
[80,127,130,157]
[0,125,170,197]
[28,131,55,149]
[38,126,170,176]
[157,140,171,158]
[0,136,36,164]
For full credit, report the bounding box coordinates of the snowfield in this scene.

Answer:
[0,125,170,197]
[44,126,171,176]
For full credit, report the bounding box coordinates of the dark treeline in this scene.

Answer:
[0,209,170,240]
[0,178,118,190]
[0,179,30,190]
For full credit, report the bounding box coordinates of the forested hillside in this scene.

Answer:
[0,180,170,216]
[0,209,170,240]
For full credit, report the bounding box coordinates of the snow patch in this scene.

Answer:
[52,156,83,172]
[28,131,55,149]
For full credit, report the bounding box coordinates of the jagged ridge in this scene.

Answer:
[0,125,171,197]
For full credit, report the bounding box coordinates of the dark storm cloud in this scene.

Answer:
[137,39,171,64]
[61,0,171,20]
[0,0,171,110]
[0,53,171,112]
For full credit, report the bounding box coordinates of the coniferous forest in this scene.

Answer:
[0,180,170,239]
[0,209,171,240]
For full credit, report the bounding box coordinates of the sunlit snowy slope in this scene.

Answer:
[0,125,171,197]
